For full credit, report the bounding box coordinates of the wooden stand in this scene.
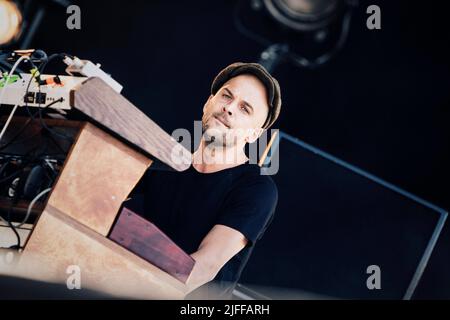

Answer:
[2,77,193,299]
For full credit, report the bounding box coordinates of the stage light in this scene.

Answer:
[234,0,358,71]
[0,0,23,46]
[263,0,340,32]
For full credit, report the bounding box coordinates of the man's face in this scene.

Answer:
[202,74,269,148]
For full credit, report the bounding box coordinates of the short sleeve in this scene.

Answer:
[215,175,278,246]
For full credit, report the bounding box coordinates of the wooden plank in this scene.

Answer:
[47,122,152,236]
[20,204,187,299]
[109,207,195,284]
[71,77,192,171]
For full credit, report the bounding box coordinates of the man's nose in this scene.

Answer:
[222,104,233,116]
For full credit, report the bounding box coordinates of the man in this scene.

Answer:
[129,62,281,299]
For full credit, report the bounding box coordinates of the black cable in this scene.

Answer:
[0,147,40,185]
[13,53,72,143]
[43,126,68,155]
[0,144,49,250]
[0,139,50,187]
[0,166,25,185]
[0,60,24,76]
[37,103,73,142]
[12,51,73,123]
[38,53,68,75]
[2,140,49,249]
[0,131,41,151]
[0,117,35,151]
[4,198,21,250]
[0,98,64,152]
[0,51,73,249]
[23,61,40,121]
[22,53,68,121]
[35,54,74,143]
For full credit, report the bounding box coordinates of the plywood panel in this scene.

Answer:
[21,205,187,299]
[71,77,192,171]
[109,207,195,283]
[47,122,152,236]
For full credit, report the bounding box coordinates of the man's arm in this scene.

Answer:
[185,224,248,293]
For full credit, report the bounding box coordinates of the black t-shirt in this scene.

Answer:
[127,162,278,299]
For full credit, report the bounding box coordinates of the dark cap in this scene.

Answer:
[211,62,281,129]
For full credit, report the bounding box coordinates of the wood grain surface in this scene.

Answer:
[47,122,152,236]
[109,207,195,284]
[71,77,192,171]
[21,204,188,299]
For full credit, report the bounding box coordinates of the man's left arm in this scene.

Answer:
[185,224,247,293]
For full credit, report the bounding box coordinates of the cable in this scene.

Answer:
[0,55,27,110]
[23,67,40,120]
[2,51,70,125]
[0,60,24,77]
[0,103,20,143]
[0,101,66,200]
[14,187,51,228]
[0,170,25,249]
[0,117,35,151]
[1,160,54,250]
[1,58,71,144]
[0,98,64,151]
[32,53,74,142]
[37,103,73,142]
[0,57,68,151]
[0,214,21,249]
[38,53,69,75]
[0,145,41,185]
[22,52,67,121]
[0,56,31,143]
[0,57,28,142]
[0,52,69,249]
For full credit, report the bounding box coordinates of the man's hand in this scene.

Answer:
[185,224,248,293]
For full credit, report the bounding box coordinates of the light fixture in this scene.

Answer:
[263,0,341,32]
[234,0,358,71]
[0,0,23,46]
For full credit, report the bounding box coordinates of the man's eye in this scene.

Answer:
[240,105,249,114]
[222,94,231,99]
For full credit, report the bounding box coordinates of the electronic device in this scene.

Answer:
[0,50,122,111]
[0,73,87,110]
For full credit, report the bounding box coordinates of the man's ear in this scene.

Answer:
[246,128,265,144]
[203,94,213,112]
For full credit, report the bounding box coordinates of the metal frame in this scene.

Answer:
[240,130,447,300]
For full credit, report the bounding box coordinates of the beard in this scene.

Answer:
[202,113,237,148]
